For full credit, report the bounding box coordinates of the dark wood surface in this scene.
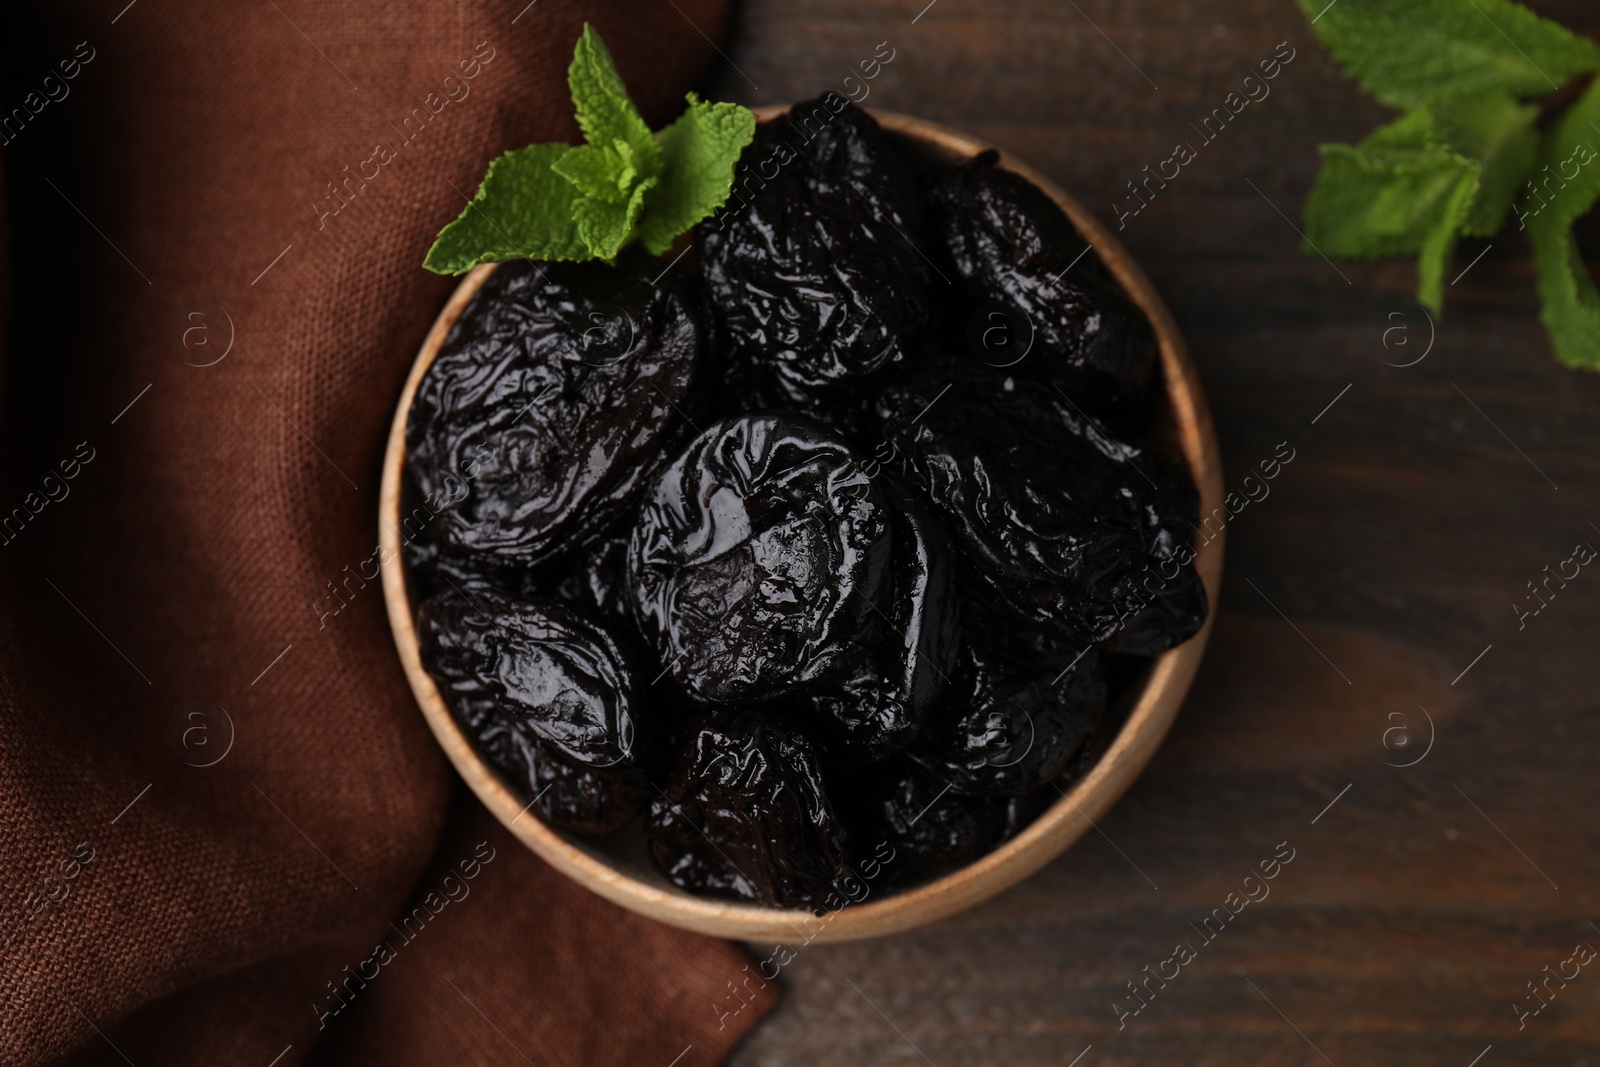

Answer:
[711,2,1600,1064]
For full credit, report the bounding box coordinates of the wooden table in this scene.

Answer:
[713,2,1600,1063]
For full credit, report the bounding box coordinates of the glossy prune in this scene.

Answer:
[628,414,893,704]
[406,257,700,566]
[419,547,536,603]
[925,150,1156,419]
[696,95,931,404]
[878,362,1206,654]
[804,484,960,762]
[552,531,634,632]
[646,711,848,907]
[911,605,1107,795]
[402,109,1214,906]
[841,760,1052,882]
[417,590,648,833]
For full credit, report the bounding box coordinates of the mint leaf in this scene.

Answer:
[1429,92,1538,235]
[1522,78,1600,230]
[552,143,638,201]
[1297,0,1600,109]
[569,24,661,185]
[1304,110,1479,309]
[1530,223,1600,369]
[424,144,590,274]
[639,94,758,255]
[1525,79,1600,368]
[573,176,657,260]
[1414,174,1478,312]
[558,24,672,259]
[423,27,756,271]
[1294,0,1600,370]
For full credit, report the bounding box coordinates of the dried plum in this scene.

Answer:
[911,604,1107,795]
[647,711,848,907]
[840,760,1052,882]
[401,534,441,596]
[417,590,649,833]
[628,414,893,704]
[696,94,931,404]
[401,107,1212,906]
[925,150,1156,420]
[406,257,700,566]
[552,530,634,632]
[420,547,540,603]
[878,361,1205,654]
[805,484,960,762]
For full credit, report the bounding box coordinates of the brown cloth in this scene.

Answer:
[0,2,778,1064]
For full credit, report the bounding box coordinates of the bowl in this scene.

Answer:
[379,107,1224,942]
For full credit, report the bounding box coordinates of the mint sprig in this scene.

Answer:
[424,25,755,274]
[1301,0,1600,109]
[1528,79,1600,369]
[1305,109,1480,311]
[639,94,759,255]
[1297,0,1600,369]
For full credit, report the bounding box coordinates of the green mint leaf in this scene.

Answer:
[424,27,753,271]
[1521,77,1600,230]
[569,24,662,184]
[573,175,658,260]
[1305,110,1479,309]
[423,144,590,274]
[1296,0,1600,110]
[1525,79,1600,369]
[638,94,758,255]
[1428,92,1539,235]
[1530,222,1600,369]
[1413,175,1478,312]
[552,141,642,202]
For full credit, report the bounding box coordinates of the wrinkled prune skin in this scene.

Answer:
[417,590,648,833]
[417,546,538,603]
[911,605,1107,795]
[805,484,960,762]
[400,117,1214,902]
[647,712,848,907]
[629,414,893,704]
[407,257,700,566]
[839,759,1027,882]
[401,533,441,597]
[878,362,1206,654]
[1002,787,1059,840]
[552,531,634,632]
[696,95,931,404]
[925,151,1156,420]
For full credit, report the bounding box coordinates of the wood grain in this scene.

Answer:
[710,1,1600,1064]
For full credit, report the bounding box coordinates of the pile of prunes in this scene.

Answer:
[404,96,1207,909]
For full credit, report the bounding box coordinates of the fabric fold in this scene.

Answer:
[0,2,776,1063]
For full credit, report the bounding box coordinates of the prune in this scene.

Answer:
[647,711,848,907]
[417,590,649,833]
[552,530,634,632]
[878,362,1206,654]
[406,256,700,566]
[911,603,1107,795]
[402,105,1213,906]
[628,414,893,704]
[696,94,931,404]
[840,760,1052,882]
[925,151,1156,418]
[805,484,960,762]
[418,546,537,603]
[401,533,442,596]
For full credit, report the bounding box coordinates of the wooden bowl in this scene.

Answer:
[380,108,1224,942]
